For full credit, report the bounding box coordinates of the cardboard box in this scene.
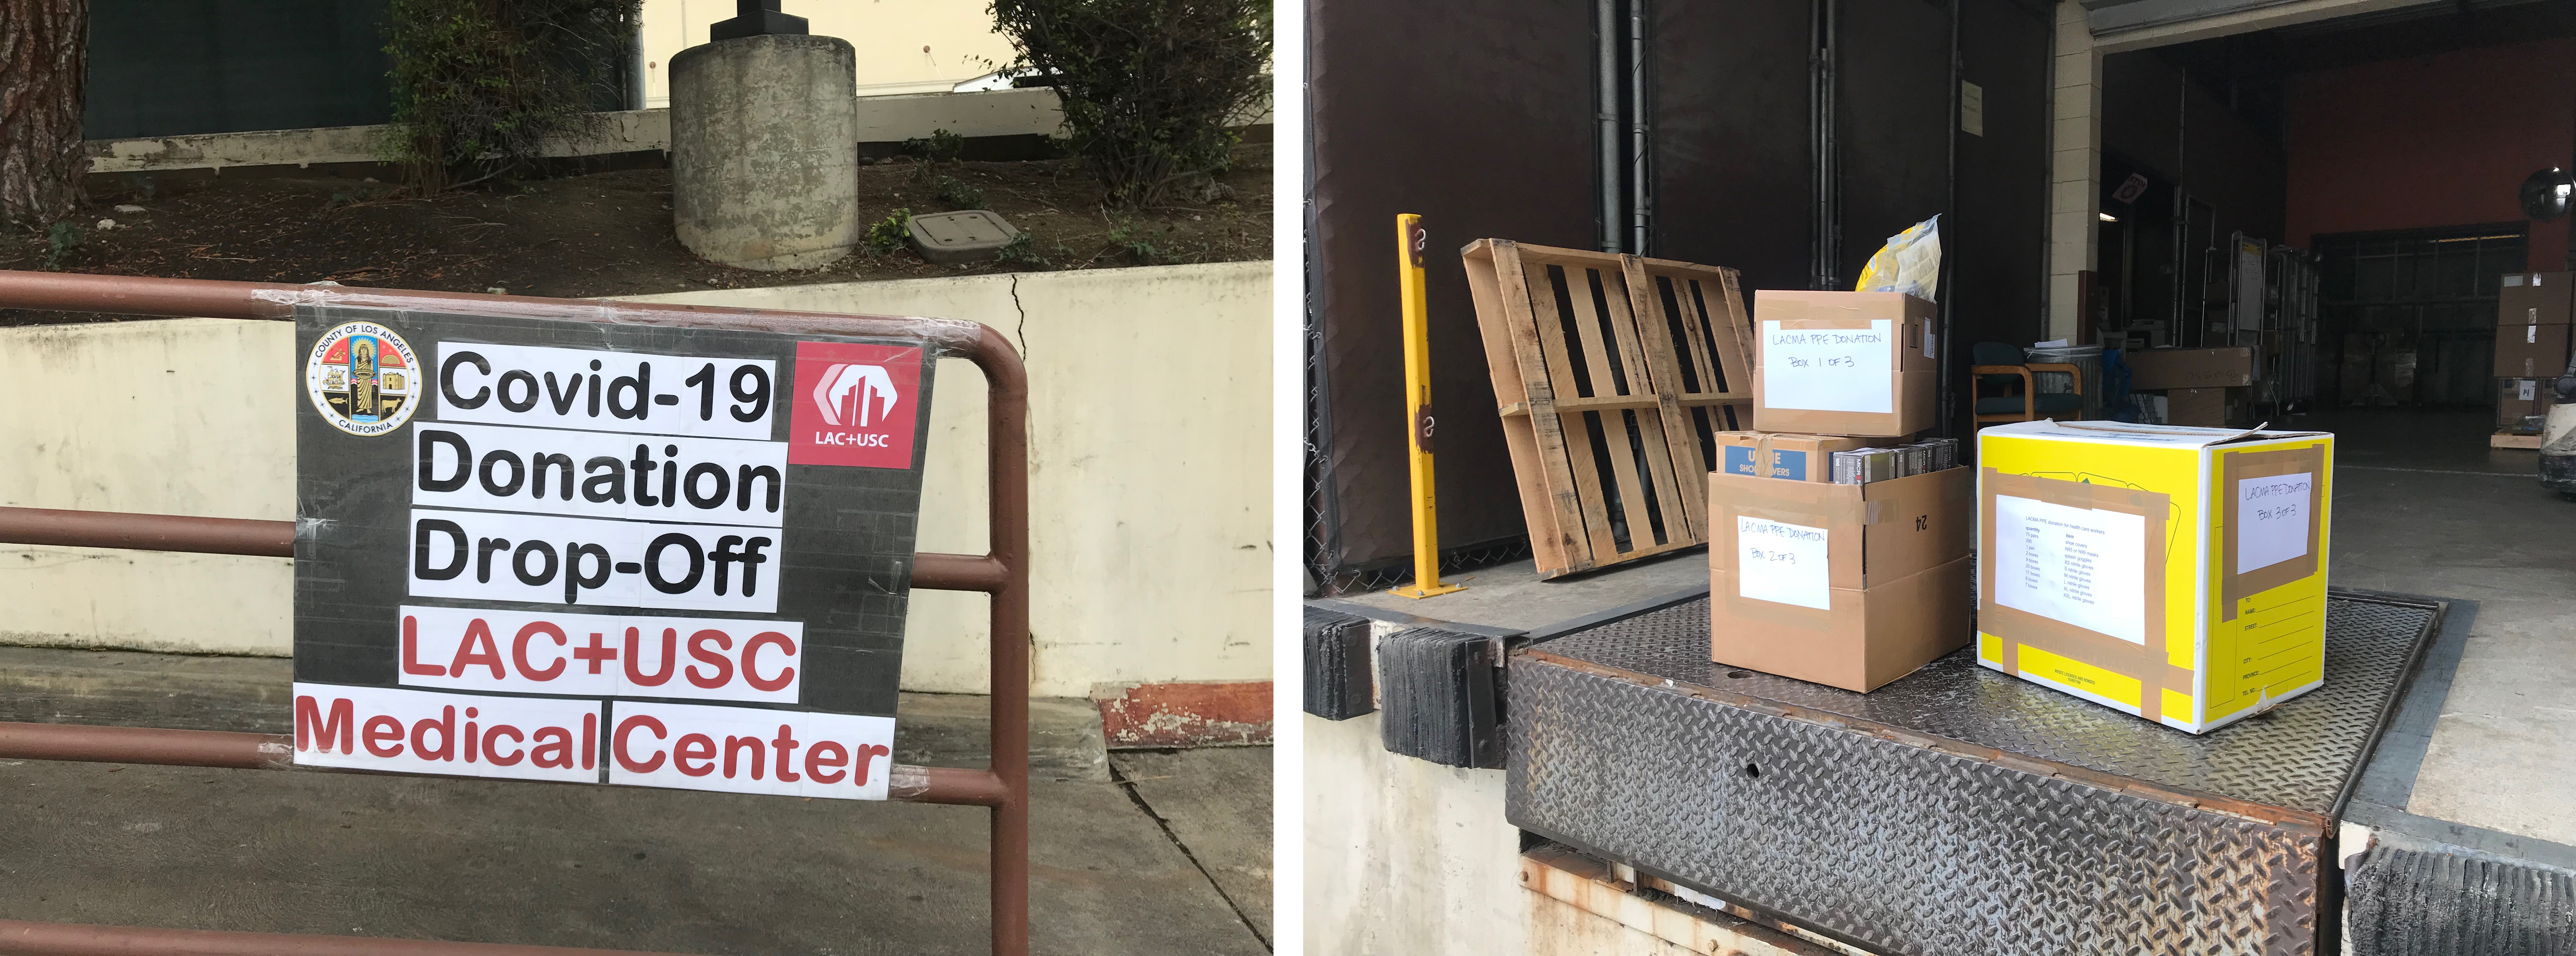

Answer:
[2495,320,2572,378]
[2163,386,2247,428]
[2499,377,2558,434]
[1975,420,2334,733]
[2124,347,2254,390]
[2499,272,2572,327]
[1750,291,1937,437]
[1712,431,1872,483]
[1708,466,1971,692]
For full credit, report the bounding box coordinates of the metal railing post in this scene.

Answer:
[0,269,1033,956]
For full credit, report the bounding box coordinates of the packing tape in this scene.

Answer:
[1712,479,1874,528]
[1980,468,2182,723]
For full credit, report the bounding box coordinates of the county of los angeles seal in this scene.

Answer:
[306,321,420,436]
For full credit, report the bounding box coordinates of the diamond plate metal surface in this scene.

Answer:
[1507,591,2441,956]
[1534,592,2437,813]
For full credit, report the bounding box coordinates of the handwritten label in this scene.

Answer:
[2236,472,2311,574]
[1762,320,1893,414]
[1993,494,2146,644]
[1737,516,1830,610]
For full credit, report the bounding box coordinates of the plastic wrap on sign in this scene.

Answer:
[292,304,935,795]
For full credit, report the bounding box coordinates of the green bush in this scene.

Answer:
[989,0,1270,209]
[41,222,82,271]
[870,208,914,254]
[905,129,985,209]
[378,0,641,191]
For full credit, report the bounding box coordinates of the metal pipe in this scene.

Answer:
[1628,0,1649,256]
[0,268,1033,956]
[976,299,1033,956]
[0,720,1010,808]
[1599,0,1622,253]
[1811,0,1839,289]
[624,20,648,112]
[0,920,676,956]
[0,506,292,557]
[1939,1,1959,436]
[0,722,290,769]
[0,507,1009,594]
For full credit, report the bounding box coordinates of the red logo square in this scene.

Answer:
[788,341,923,468]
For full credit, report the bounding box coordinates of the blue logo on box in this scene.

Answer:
[1772,450,1808,480]
[1723,446,1758,476]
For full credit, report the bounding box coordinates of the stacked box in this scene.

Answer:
[1975,420,2334,733]
[1712,431,1872,483]
[2128,348,2253,428]
[1709,467,1972,692]
[2500,377,2558,435]
[2496,272,2573,378]
[1751,291,1938,437]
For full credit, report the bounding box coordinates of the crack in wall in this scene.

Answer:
[1007,272,1028,358]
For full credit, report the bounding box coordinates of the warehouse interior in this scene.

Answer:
[2088,1,2576,416]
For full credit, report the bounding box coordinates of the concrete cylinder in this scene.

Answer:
[669,34,859,271]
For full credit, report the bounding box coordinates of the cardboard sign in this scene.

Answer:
[293,305,933,800]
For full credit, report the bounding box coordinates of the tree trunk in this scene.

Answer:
[0,0,89,226]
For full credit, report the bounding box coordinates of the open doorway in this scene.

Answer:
[2094,3,2575,428]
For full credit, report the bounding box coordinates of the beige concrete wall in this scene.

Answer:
[1303,712,1527,954]
[86,90,1062,176]
[88,85,1269,177]
[618,262,1273,696]
[0,319,295,654]
[0,261,1270,698]
[640,0,1017,103]
[2047,1,2103,342]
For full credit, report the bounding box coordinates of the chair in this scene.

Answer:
[1971,342,2083,425]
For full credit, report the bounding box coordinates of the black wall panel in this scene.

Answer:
[1832,0,1956,289]
[1949,0,2056,436]
[86,0,395,139]
[1307,0,2057,584]
[1648,0,1813,295]
[1308,0,1601,579]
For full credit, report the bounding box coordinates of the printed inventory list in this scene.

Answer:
[1992,494,2147,644]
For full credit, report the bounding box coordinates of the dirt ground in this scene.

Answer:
[0,144,1268,324]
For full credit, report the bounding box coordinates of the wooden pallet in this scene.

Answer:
[2493,431,2546,449]
[1462,239,1757,579]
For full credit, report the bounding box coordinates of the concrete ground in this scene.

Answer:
[1328,547,1710,633]
[2305,406,2576,846]
[0,649,1271,956]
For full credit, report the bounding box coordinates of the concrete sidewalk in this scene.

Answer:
[0,648,1271,956]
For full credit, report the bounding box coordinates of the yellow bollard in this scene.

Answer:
[1389,213,1465,599]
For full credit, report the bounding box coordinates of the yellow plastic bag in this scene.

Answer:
[1853,215,1943,302]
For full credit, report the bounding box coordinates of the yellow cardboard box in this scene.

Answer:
[1974,420,2333,733]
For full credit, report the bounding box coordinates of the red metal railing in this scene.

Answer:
[0,270,1032,956]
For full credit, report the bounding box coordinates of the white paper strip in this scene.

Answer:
[1762,319,1894,414]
